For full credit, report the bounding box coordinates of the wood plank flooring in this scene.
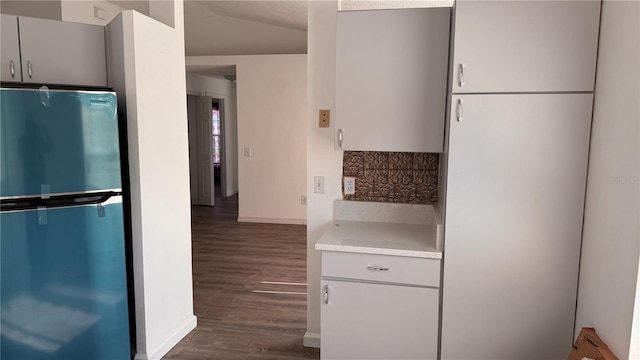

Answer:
[164,192,320,360]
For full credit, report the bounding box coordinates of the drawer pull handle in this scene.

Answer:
[367,265,389,271]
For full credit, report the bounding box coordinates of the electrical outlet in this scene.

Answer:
[314,176,324,194]
[301,195,307,205]
[319,109,330,128]
[344,177,355,195]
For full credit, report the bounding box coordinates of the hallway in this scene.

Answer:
[164,194,319,359]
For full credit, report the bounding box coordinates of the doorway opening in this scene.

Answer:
[187,93,235,209]
[176,71,316,359]
[211,101,222,199]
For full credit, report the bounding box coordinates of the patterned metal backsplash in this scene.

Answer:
[342,151,439,204]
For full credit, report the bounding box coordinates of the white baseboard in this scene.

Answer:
[303,331,320,348]
[238,216,306,225]
[134,315,197,360]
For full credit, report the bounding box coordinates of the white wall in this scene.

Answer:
[60,0,172,28]
[186,72,239,197]
[0,0,62,19]
[304,0,342,346]
[61,0,123,25]
[574,1,640,358]
[186,55,307,224]
[8,0,131,26]
[632,262,640,359]
[106,6,195,360]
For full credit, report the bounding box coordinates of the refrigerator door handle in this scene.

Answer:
[0,191,121,212]
[48,192,121,208]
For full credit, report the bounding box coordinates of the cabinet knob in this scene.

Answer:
[27,60,33,79]
[456,98,463,122]
[337,129,344,148]
[458,63,465,88]
[9,60,15,79]
[323,284,329,304]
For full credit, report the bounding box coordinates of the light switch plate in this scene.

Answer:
[314,176,325,194]
[319,109,330,128]
[244,147,251,157]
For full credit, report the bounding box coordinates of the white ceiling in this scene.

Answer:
[183,0,307,56]
[188,0,307,31]
[104,0,307,56]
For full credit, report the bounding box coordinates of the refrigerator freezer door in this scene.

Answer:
[0,88,122,198]
[0,201,130,360]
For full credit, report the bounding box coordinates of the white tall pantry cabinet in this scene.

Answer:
[443,94,593,358]
[441,1,601,359]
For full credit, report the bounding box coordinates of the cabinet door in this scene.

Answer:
[441,94,593,359]
[321,280,438,360]
[335,8,450,152]
[1,15,22,82]
[452,1,600,93]
[18,17,107,87]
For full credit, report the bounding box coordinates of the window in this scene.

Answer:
[212,107,221,166]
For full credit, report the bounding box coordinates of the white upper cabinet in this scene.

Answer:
[335,8,451,152]
[442,93,593,359]
[1,15,22,82]
[18,17,107,87]
[452,0,601,93]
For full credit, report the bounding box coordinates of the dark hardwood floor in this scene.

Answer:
[164,185,319,360]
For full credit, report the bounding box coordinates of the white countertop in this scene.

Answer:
[315,220,442,259]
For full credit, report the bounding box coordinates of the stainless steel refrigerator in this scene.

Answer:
[0,87,131,359]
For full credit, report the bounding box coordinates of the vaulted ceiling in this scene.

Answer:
[189,0,307,31]
[182,0,307,56]
[106,0,307,56]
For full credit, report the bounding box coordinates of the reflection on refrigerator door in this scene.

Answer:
[0,87,131,360]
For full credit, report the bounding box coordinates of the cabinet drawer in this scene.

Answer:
[322,251,440,287]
